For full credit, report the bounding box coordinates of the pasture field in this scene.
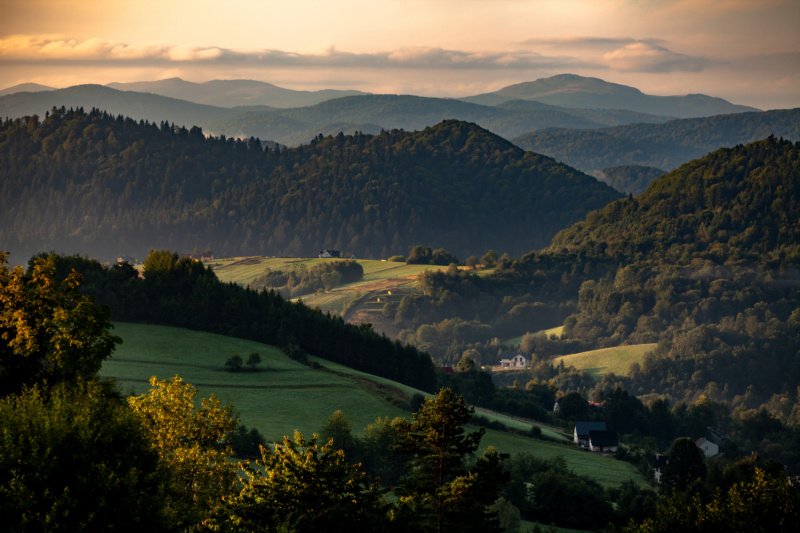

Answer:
[102,323,645,487]
[205,256,451,315]
[552,344,657,381]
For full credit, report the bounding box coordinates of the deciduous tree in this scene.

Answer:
[227,431,391,533]
[0,252,120,396]
[128,375,239,528]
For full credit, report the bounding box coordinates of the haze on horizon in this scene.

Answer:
[1,0,798,110]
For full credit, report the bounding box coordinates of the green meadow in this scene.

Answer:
[102,322,646,488]
[553,344,657,381]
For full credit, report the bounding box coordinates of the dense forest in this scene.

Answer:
[512,108,800,173]
[0,107,622,263]
[387,138,800,413]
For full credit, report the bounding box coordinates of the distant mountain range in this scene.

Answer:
[0,84,238,128]
[2,74,791,174]
[512,108,800,174]
[461,74,760,118]
[0,82,55,97]
[106,77,368,108]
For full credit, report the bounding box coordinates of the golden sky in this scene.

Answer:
[1,0,798,108]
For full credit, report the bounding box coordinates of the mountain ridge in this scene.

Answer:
[462,73,761,117]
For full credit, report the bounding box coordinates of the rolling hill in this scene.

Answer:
[0,109,623,263]
[0,84,238,128]
[463,74,760,117]
[102,322,645,488]
[512,108,800,173]
[107,77,368,108]
[205,93,677,145]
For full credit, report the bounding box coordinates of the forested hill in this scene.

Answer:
[0,107,622,263]
[525,137,800,403]
[548,136,800,264]
[512,108,800,173]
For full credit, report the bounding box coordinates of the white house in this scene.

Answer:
[695,437,719,457]
[499,354,530,369]
[573,421,607,447]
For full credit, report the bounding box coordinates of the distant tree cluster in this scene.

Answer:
[248,259,363,297]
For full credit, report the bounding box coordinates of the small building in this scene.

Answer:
[182,251,214,262]
[499,353,530,369]
[588,430,618,453]
[653,454,669,483]
[695,437,719,458]
[573,421,607,447]
[318,250,341,258]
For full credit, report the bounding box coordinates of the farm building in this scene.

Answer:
[318,250,341,258]
[498,353,530,369]
[588,430,618,453]
[695,437,719,457]
[573,421,607,447]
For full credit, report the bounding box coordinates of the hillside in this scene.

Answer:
[0,108,622,262]
[206,93,675,145]
[0,84,237,128]
[535,137,800,402]
[512,108,800,173]
[463,74,760,117]
[376,138,800,412]
[103,322,645,488]
[0,82,56,96]
[107,77,368,108]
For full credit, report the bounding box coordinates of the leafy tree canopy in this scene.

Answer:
[0,251,120,396]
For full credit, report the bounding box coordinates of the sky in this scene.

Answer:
[1,0,798,109]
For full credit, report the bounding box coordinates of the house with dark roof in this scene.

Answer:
[573,421,607,447]
[588,430,618,453]
[318,250,341,258]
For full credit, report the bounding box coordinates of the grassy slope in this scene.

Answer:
[506,325,565,346]
[207,257,446,325]
[553,344,657,381]
[102,322,645,488]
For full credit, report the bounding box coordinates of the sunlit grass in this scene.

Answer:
[553,344,657,381]
[102,322,647,488]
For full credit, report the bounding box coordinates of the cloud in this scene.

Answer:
[0,35,591,71]
[602,42,710,72]
[520,36,666,49]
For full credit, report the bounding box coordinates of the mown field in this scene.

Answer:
[205,256,451,316]
[102,322,646,488]
[553,344,658,381]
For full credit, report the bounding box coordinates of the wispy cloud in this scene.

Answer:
[0,35,594,71]
[519,36,709,73]
[602,42,710,72]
